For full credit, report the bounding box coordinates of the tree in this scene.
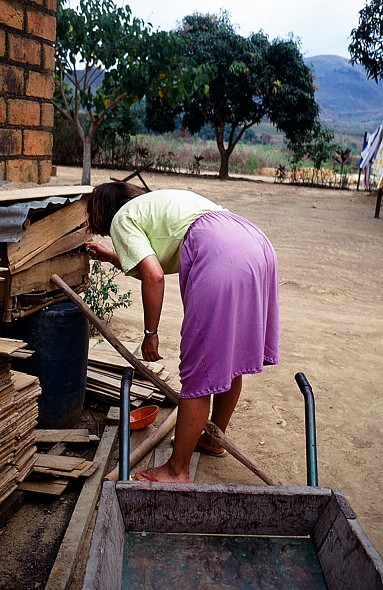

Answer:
[54,0,150,184]
[349,0,383,82]
[54,0,204,184]
[146,12,319,179]
[306,123,337,172]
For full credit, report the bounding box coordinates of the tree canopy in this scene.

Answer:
[349,0,383,82]
[54,0,210,184]
[146,12,319,179]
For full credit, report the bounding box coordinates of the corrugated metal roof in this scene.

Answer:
[0,194,84,243]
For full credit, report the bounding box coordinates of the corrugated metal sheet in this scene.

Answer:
[0,194,84,243]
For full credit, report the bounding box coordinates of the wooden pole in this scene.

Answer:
[50,273,281,486]
[374,187,382,219]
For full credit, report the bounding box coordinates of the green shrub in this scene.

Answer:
[83,260,131,335]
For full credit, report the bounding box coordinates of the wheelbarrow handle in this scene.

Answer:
[295,372,318,487]
[119,366,134,481]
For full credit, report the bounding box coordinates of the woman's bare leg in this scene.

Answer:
[134,394,211,483]
[197,375,242,455]
[134,376,242,481]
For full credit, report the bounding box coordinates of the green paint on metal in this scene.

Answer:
[121,532,328,589]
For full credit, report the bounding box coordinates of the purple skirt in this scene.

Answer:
[178,211,279,399]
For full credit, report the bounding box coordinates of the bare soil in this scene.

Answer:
[0,165,382,588]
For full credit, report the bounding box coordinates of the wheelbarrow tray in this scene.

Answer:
[83,482,383,590]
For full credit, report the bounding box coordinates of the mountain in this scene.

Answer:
[305,55,383,137]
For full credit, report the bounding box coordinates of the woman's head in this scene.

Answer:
[87,182,147,236]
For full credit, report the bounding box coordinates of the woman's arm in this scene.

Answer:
[138,255,165,362]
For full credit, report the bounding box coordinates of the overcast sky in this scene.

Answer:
[95,1,366,58]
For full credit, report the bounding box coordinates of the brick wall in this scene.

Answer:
[0,0,57,184]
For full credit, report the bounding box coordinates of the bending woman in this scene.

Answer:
[85,181,279,483]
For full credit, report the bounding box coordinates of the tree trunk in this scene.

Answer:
[218,150,230,179]
[215,123,231,180]
[82,134,92,185]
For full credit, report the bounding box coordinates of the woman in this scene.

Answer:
[86,181,279,483]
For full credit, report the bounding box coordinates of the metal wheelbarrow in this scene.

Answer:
[82,371,383,590]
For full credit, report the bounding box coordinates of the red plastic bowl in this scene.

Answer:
[129,405,159,430]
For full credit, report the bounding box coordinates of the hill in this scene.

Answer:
[305,55,383,138]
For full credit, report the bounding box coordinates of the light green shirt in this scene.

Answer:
[110,189,224,276]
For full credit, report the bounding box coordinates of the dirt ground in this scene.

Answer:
[1,165,382,587]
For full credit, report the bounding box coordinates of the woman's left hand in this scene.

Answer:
[141,334,163,362]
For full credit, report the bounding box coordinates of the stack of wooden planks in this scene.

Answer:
[19,429,100,496]
[0,338,41,506]
[86,339,172,407]
[0,186,93,322]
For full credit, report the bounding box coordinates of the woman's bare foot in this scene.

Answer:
[170,433,228,457]
[133,461,189,483]
[195,433,228,457]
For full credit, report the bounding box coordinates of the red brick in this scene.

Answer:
[39,159,53,183]
[0,64,24,95]
[26,70,55,99]
[0,129,22,156]
[9,99,40,126]
[42,43,55,72]
[23,129,53,156]
[0,98,6,125]
[0,1,24,31]
[41,102,54,127]
[26,9,56,42]
[45,0,57,12]
[9,34,41,66]
[0,30,6,58]
[7,159,39,183]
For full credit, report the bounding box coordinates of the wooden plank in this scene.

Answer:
[13,370,39,391]
[0,338,28,355]
[34,429,93,444]
[10,227,88,274]
[0,185,93,203]
[7,198,89,271]
[0,490,24,528]
[88,349,130,369]
[18,478,69,496]
[9,251,89,297]
[44,421,119,590]
[116,485,332,536]
[82,482,125,590]
[33,460,98,479]
[106,406,120,425]
[34,454,87,472]
[317,500,383,589]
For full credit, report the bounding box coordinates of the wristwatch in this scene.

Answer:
[144,328,158,336]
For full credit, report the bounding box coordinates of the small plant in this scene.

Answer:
[333,147,351,189]
[83,260,132,335]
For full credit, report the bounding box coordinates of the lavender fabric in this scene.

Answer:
[178,211,279,399]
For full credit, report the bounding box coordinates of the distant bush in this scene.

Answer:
[53,124,358,187]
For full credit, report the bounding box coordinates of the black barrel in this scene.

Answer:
[2,302,89,428]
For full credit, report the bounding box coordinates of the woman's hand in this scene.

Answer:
[85,242,121,268]
[141,334,163,362]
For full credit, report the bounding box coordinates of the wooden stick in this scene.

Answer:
[50,274,281,486]
[104,408,178,481]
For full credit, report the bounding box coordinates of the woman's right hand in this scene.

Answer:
[85,242,115,264]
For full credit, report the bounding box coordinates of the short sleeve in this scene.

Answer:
[110,216,156,275]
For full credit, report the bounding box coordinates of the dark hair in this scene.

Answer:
[87,182,147,236]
